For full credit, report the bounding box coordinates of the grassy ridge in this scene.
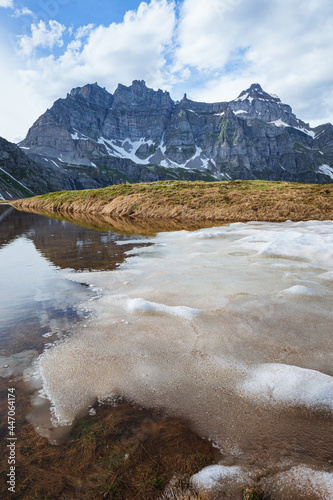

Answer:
[12,180,333,222]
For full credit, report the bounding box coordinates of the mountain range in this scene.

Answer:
[1,80,333,199]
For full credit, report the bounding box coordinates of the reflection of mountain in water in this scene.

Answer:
[0,206,149,271]
[0,208,153,357]
[0,205,34,247]
[0,207,213,356]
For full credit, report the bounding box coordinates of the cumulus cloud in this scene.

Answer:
[0,1,34,18]
[17,1,176,104]
[0,43,43,142]
[75,24,95,40]
[174,0,333,126]
[174,0,248,71]
[19,20,66,56]
[0,0,14,8]
[12,7,34,18]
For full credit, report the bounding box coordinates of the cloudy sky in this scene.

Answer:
[0,0,332,142]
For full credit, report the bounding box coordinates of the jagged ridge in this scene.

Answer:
[13,80,333,194]
[0,137,79,199]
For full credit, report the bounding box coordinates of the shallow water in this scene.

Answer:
[0,207,209,441]
[1,207,332,498]
[0,206,150,361]
[33,219,333,496]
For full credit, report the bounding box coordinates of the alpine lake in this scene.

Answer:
[0,204,332,499]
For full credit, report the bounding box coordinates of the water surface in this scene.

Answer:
[0,205,149,360]
[1,206,332,498]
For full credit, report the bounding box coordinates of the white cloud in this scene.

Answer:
[174,0,333,126]
[16,1,176,106]
[0,0,14,8]
[0,42,45,143]
[0,0,176,141]
[174,0,250,72]
[12,7,34,18]
[19,20,66,56]
[75,24,95,40]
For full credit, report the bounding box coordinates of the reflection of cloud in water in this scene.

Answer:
[0,350,38,378]
[0,208,154,357]
[0,237,90,352]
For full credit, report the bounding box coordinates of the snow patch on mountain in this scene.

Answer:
[0,167,34,193]
[71,129,90,141]
[270,120,315,137]
[318,164,333,179]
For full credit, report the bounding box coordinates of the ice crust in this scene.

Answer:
[37,220,333,491]
[191,465,333,499]
[261,466,333,500]
[319,271,333,281]
[191,465,251,496]
[127,297,201,320]
[280,285,319,295]
[240,363,333,410]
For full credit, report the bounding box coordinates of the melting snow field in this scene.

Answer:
[35,220,333,498]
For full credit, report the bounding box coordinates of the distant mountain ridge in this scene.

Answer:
[0,137,76,200]
[1,80,333,198]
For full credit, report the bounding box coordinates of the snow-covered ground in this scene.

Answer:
[35,220,333,497]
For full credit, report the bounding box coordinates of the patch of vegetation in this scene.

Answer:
[12,179,333,223]
[0,378,215,499]
[243,487,267,500]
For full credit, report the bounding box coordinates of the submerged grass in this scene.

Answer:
[12,180,333,222]
[0,378,215,499]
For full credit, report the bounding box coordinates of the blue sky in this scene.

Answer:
[0,0,333,142]
[1,1,142,32]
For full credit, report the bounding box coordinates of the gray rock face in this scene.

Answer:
[17,81,333,191]
[228,83,307,127]
[0,137,76,199]
[102,80,173,143]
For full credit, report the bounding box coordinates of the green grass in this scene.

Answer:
[12,179,333,223]
[37,180,279,201]
[35,179,327,205]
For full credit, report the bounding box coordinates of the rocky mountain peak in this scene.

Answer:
[112,80,173,112]
[236,83,281,103]
[14,79,333,193]
[131,79,147,88]
[68,83,113,108]
[114,81,150,104]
